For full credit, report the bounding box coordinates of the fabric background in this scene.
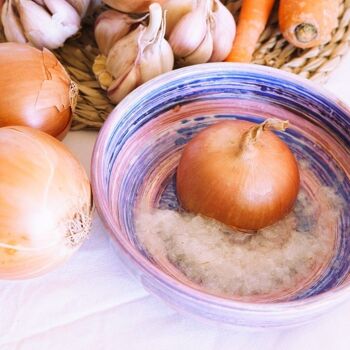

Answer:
[1,55,349,350]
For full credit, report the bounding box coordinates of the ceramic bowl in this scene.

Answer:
[91,63,350,329]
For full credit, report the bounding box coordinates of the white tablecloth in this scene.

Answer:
[1,57,350,350]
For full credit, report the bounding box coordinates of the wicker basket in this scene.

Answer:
[5,0,350,130]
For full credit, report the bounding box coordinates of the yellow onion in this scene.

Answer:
[0,126,93,279]
[0,43,78,140]
[103,0,166,13]
[176,119,300,231]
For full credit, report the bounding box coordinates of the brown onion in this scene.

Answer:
[176,119,300,231]
[0,43,78,140]
[103,0,166,13]
[0,126,93,279]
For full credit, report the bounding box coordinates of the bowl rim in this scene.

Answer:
[91,62,350,313]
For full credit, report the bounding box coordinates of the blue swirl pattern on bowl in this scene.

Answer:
[92,63,350,328]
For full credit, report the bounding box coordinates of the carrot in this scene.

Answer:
[225,0,275,62]
[279,0,339,49]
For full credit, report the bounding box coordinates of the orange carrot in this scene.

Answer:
[225,0,275,62]
[279,0,339,49]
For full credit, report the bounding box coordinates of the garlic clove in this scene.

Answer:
[107,65,140,103]
[140,36,174,82]
[168,0,208,58]
[95,10,146,56]
[139,46,163,82]
[93,25,143,98]
[1,0,27,44]
[42,0,81,29]
[209,0,236,62]
[95,10,131,56]
[179,27,213,66]
[16,0,80,49]
[139,3,174,81]
[159,39,175,73]
[106,26,143,82]
[162,0,194,37]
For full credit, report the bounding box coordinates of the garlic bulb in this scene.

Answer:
[102,0,166,14]
[95,10,146,56]
[93,3,174,103]
[1,0,81,49]
[162,0,194,37]
[168,0,236,65]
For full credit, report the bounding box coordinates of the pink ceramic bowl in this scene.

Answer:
[91,63,350,328]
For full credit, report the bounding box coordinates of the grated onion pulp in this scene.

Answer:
[136,186,343,297]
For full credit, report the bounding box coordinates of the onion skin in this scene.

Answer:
[0,126,92,279]
[0,43,77,140]
[176,120,300,231]
[103,0,166,13]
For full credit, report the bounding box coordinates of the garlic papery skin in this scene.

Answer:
[209,0,235,62]
[102,0,166,14]
[93,3,174,104]
[162,0,194,37]
[168,0,236,65]
[95,10,146,56]
[1,0,81,49]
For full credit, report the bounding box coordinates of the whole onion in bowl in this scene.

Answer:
[177,118,300,231]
